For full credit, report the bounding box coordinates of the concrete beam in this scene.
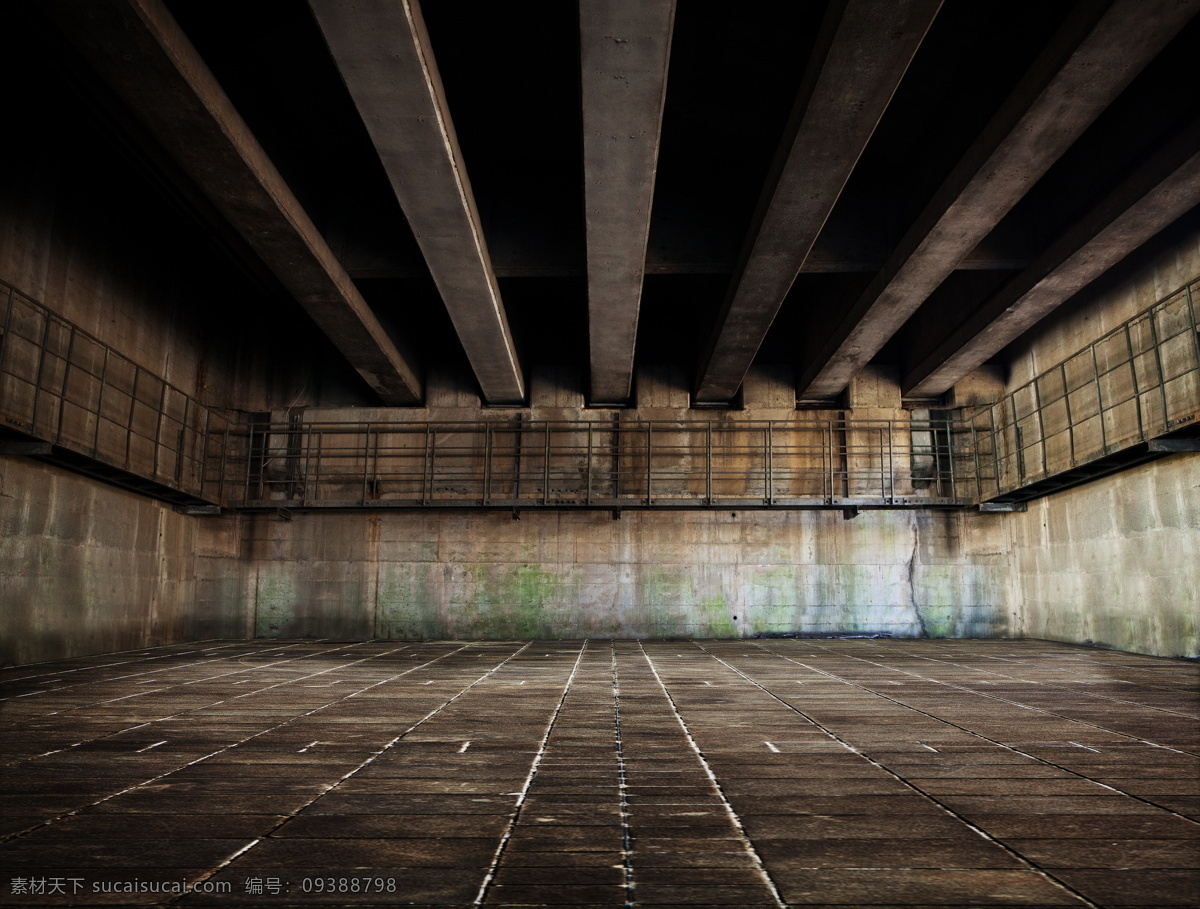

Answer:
[582,0,675,406]
[310,0,525,405]
[903,123,1200,397]
[693,0,942,404]
[46,0,423,404]
[798,0,1200,402]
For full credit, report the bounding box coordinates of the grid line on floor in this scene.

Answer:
[0,638,1196,908]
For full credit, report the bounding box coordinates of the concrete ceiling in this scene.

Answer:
[28,0,1200,406]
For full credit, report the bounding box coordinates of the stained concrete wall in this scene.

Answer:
[1007,455,1199,659]
[1001,227,1200,659]
[233,508,1011,642]
[0,62,370,413]
[0,457,243,667]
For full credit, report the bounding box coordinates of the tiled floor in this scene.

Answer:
[1,639,1197,907]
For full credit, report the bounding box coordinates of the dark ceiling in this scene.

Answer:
[11,0,1200,406]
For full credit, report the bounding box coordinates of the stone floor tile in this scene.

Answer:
[633,882,778,904]
[771,867,1090,905]
[967,814,1200,839]
[754,836,1024,869]
[3,639,1197,908]
[482,883,628,904]
[232,837,497,869]
[738,812,971,839]
[1002,838,1200,869]
[491,865,625,885]
[499,850,631,868]
[1049,869,1200,905]
[272,813,509,838]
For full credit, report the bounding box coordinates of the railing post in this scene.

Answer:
[765,423,773,505]
[1187,280,1200,366]
[1124,323,1144,442]
[991,405,1003,497]
[1032,373,1047,478]
[218,418,231,505]
[153,380,168,479]
[30,309,53,436]
[422,426,434,506]
[484,422,493,505]
[877,425,885,502]
[1146,300,1170,433]
[945,415,957,501]
[93,348,110,454]
[57,326,76,444]
[125,365,139,470]
[301,418,314,505]
[887,419,896,503]
[543,422,551,505]
[244,418,257,501]
[705,422,713,505]
[0,283,15,380]
[645,422,652,505]
[586,422,593,506]
[1091,344,1107,453]
[362,422,375,505]
[312,429,324,505]
[1061,363,1075,468]
[513,416,523,506]
[178,396,191,488]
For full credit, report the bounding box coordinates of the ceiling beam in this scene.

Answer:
[798,0,1200,402]
[903,122,1200,398]
[581,0,675,406]
[45,0,423,405]
[692,0,942,404]
[310,0,525,405]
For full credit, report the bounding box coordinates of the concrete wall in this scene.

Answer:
[0,457,243,667]
[1007,455,1199,659]
[1000,227,1200,659]
[233,508,1011,642]
[0,68,368,413]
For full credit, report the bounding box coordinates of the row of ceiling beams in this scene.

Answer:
[44,0,1200,408]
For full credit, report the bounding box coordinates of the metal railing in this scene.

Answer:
[209,416,986,509]
[2,273,1196,512]
[0,279,230,501]
[966,277,1200,496]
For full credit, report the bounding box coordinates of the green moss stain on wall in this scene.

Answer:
[642,564,738,637]
[376,566,440,640]
[255,574,296,637]
[444,562,579,638]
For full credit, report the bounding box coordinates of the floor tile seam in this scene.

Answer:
[0,642,477,847]
[746,643,1200,828]
[0,640,311,715]
[472,642,590,908]
[1024,649,1200,675]
[608,643,635,908]
[637,643,786,909]
[932,648,1200,698]
[0,639,249,687]
[0,640,379,739]
[759,641,1200,758]
[159,641,536,907]
[1,641,440,768]
[700,643,1104,909]
[892,651,1200,720]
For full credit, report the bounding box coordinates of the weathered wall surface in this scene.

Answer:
[235,508,1012,641]
[1008,455,1199,658]
[0,67,369,413]
[1001,229,1200,659]
[1005,227,1200,387]
[0,457,243,666]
